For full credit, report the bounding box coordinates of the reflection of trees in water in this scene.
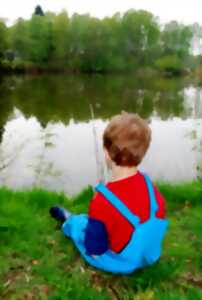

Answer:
[0,75,193,129]
[194,88,202,118]
[0,77,14,143]
[184,85,202,118]
[0,133,28,184]
[190,76,202,118]
[186,122,202,180]
[31,127,63,187]
[0,117,64,186]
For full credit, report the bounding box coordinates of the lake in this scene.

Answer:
[0,74,201,195]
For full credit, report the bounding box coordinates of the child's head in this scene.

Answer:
[103,112,151,168]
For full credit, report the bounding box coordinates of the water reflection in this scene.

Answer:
[0,74,198,137]
[184,87,202,118]
[0,110,201,195]
[0,75,202,194]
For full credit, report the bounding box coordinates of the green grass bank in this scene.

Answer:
[0,181,202,300]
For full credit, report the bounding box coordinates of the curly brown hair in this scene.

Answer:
[103,112,151,167]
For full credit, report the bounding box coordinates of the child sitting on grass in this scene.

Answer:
[50,112,168,274]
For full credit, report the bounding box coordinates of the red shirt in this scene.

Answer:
[89,171,166,253]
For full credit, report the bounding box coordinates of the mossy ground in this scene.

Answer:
[0,182,202,300]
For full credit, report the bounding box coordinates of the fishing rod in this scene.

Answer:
[89,103,105,183]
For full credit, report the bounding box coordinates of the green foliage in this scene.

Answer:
[52,11,70,63]
[155,55,182,74]
[121,10,161,68]
[28,15,54,63]
[0,10,196,73]
[0,20,8,61]
[155,21,193,74]
[0,181,202,299]
[8,18,30,61]
[161,22,193,59]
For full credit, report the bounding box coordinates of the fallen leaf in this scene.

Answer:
[24,292,36,300]
[31,260,39,265]
[3,279,11,288]
[25,274,31,283]
[40,284,50,296]
[48,239,56,245]
[80,266,85,273]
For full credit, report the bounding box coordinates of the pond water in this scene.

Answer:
[0,74,201,195]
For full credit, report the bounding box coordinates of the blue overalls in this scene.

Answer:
[62,174,168,274]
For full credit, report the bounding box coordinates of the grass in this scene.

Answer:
[0,181,202,300]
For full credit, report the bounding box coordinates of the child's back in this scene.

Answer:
[89,171,165,253]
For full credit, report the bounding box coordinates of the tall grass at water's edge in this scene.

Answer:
[0,181,202,300]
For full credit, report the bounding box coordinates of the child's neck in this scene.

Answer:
[110,164,137,182]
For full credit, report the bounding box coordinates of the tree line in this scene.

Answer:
[0,7,201,74]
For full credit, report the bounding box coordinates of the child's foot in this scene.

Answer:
[49,206,71,223]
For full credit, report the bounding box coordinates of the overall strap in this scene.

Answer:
[143,174,158,218]
[95,183,140,229]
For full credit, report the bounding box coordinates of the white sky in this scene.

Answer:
[1,0,202,25]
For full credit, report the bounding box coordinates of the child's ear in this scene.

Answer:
[103,147,112,169]
[103,147,110,160]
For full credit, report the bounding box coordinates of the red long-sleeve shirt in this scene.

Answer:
[89,171,166,253]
